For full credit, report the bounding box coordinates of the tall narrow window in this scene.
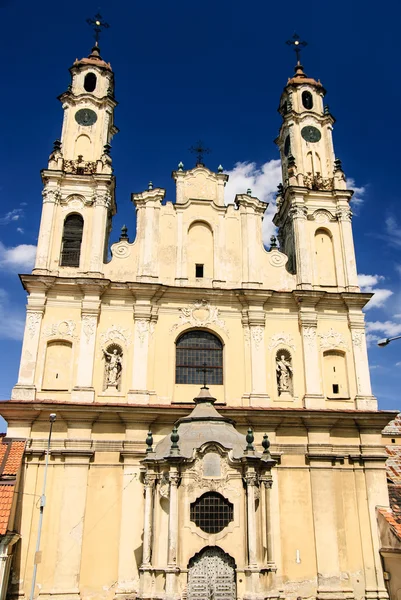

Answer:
[302,90,313,110]
[60,214,84,267]
[176,330,223,385]
[84,72,97,92]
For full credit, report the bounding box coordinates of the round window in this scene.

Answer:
[190,492,233,533]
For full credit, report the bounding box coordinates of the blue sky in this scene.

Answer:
[0,0,400,410]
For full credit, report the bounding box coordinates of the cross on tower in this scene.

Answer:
[197,362,213,389]
[286,33,307,65]
[189,140,211,166]
[86,13,110,46]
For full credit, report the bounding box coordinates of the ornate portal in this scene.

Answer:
[187,547,236,600]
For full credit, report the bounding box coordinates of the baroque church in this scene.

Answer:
[0,25,399,600]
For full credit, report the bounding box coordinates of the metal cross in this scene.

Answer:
[197,362,213,388]
[286,33,307,64]
[87,13,110,45]
[189,140,211,166]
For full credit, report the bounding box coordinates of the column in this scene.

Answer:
[52,451,93,599]
[290,203,313,289]
[165,470,179,598]
[142,474,156,568]
[337,206,359,291]
[12,294,46,400]
[260,477,275,568]
[298,306,324,408]
[245,470,259,595]
[89,192,110,273]
[115,456,143,598]
[34,187,58,271]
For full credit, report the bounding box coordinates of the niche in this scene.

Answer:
[276,349,293,397]
[323,350,349,398]
[42,341,72,391]
[315,228,337,286]
[187,221,214,280]
[102,343,123,391]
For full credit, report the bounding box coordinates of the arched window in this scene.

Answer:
[302,90,313,109]
[60,214,84,267]
[323,350,349,398]
[315,228,337,286]
[190,492,233,533]
[42,341,72,390]
[84,72,97,92]
[176,330,223,385]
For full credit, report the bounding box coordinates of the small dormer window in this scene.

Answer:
[84,73,97,92]
[302,90,313,110]
[195,264,204,278]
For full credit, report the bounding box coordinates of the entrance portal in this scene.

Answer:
[187,547,236,600]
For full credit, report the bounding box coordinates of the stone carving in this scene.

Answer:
[351,330,364,347]
[312,209,336,223]
[243,326,250,346]
[268,332,295,351]
[336,208,352,222]
[103,346,123,389]
[251,326,264,350]
[185,451,231,495]
[27,312,42,339]
[42,319,77,339]
[268,249,288,268]
[289,205,308,219]
[304,173,334,191]
[159,472,170,499]
[136,320,155,346]
[303,326,317,347]
[95,193,112,208]
[82,314,97,343]
[42,188,61,204]
[64,158,97,175]
[111,242,131,259]
[276,350,293,396]
[100,325,131,348]
[319,328,349,350]
[61,195,85,212]
[170,299,228,335]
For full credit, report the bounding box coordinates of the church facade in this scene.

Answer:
[0,35,397,600]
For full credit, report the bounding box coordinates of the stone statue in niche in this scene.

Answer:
[276,350,293,397]
[103,344,123,390]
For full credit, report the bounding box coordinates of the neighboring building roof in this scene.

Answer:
[383,413,401,436]
[0,437,26,535]
[380,415,401,542]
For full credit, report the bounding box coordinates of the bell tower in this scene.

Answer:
[34,14,118,276]
[273,35,359,292]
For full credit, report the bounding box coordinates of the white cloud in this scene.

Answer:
[366,320,401,337]
[346,178,366,207]
[385,216,401,248]
[396,362,401,367]
[224,160,282,246]
[0,242,36,271]
[0,289,25,341]
[16,227,24,234]
[0,209,24,225]
[358,273,393,310]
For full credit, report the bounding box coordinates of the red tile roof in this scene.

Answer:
[381,415,401,541]
[0,438,26,535]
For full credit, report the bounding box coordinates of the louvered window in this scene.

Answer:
[176,330,223,385]
[60,214,83,267]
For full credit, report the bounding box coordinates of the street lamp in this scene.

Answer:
[29,413,56,600]
[377,335,401,347]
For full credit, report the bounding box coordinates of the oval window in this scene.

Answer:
[302,90,313,110]
[84,73,97,93]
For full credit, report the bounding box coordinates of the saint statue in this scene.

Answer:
[276,353,293,394]
[103,347,123,387]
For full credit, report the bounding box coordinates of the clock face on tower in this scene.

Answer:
[301,125,321,143]
[75,108,97,126]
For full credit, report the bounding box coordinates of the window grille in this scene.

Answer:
[60,214,84,267]
[176,330,223,385]
[190,492,233,533]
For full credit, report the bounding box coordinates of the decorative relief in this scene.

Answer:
[136,320,155,346]
[42,188,61,204]
[95,193,112,208]
[302,326,317,347]
[111,242,131,259]
[319,328,349,350]
[312,209,336,223]
[251,326,264,350]
[303,173,334,191]
[100,325,131,348]
[82,314,97,343]
[351,330,364,347]
[64,158,97,175]
[243,326,251,346]
[185,452,231,495]
[268,332,295,351]
[289,205,308,220]
[27,312,42,339]
[336,208,353,222]
[61,194,86,212]
[268,249,288,268]
[170,299,229,336]
[42,320,77,339]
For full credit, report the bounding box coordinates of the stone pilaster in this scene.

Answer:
[89,191,111,273]
[12,290,47,400]
[235,194,266,287]
[290,201,313,289]
[128,299,157,404]
[297,295,324,408]
[165,469,180,599]
[132,188,164,282]
[34,186,59,272]
[336,205,359,291]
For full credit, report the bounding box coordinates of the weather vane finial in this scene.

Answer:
[189,140,211,166]
[286,33,307,65]
[86,13,110,46]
